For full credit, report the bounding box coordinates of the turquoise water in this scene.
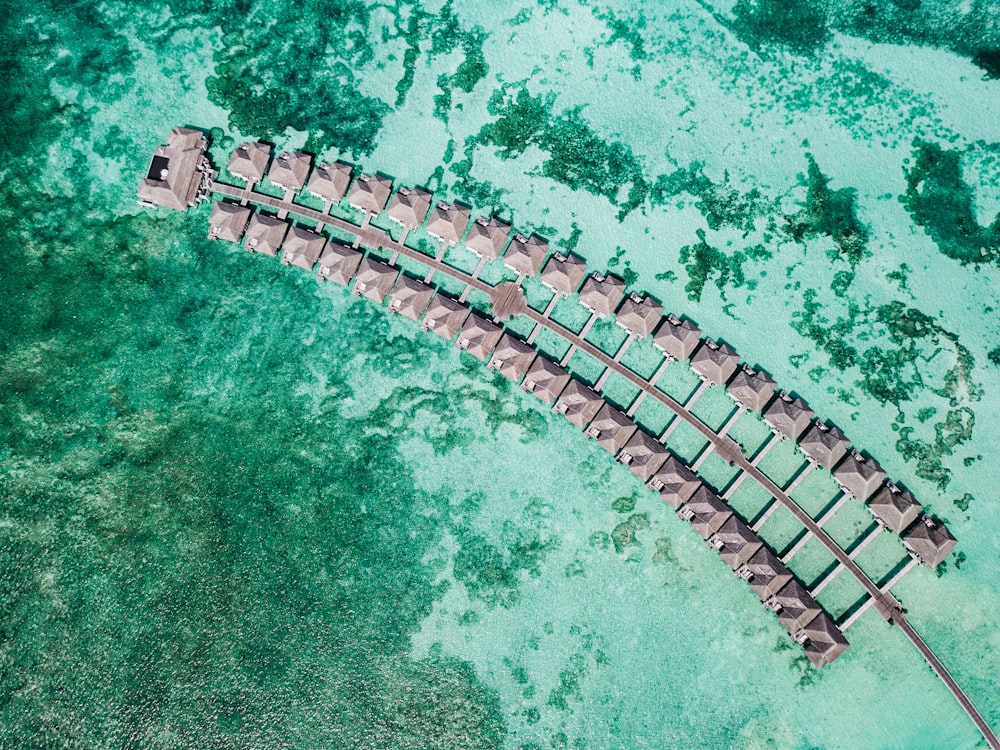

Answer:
[2,1,999,747]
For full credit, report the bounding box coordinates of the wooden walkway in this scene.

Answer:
[208,180,999,750]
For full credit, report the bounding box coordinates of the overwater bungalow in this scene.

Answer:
[799,420,850,470]
[833,450,887,501]
[763,391,814,441]
[902,515,956,567]
[465,217,511,260]
[708,516,764,570]
[316,242,362,285]
[347,173,393,215]
[523,357,571,404]
[679,486,733,539]
[422,294,468,340]
[551,377,604,425]
[426,202,471,245]
[648,454,701,509]
[726,365,776,413]
[457,312,503,360]
[280,226,327,271]
[799,612,850,668]
[503,234,548,278]
[387,275,434,320]
[617,430,668,481]
[268,151,312,191]
[386,186,432,229]
[867,482,922,534]
[244,213,288,257]
[307,161,353,203]
[208,201,252,243]
[690,339,740,386]
[578,273,626,318]
[227,141,271,183]
[137,127,209,210]
[766,580,821,635]
[353,257,399,304]
[540,252,586,297]
[615,293,664,339]
[488,333,537,382]
[652,314,701,362]
[736,547,794,601]
[585,403,637,454]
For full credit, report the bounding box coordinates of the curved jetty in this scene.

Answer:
[137,129,998,749]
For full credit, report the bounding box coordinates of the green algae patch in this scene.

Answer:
[678,230,772,303]
[731,0,830,55]
[902,141,1000,265]
[650,166,774,234]
[786,155,869,265]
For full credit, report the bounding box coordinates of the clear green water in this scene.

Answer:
[2,1,999,748]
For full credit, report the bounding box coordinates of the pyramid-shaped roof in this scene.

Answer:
[503,233,548,277]
[763,391,814,441]
[316,242,362,285]
[281,226,326,271]
[488,333,536,382]
[681,486,733,539]
[540,252,586,297]
[578,273,626,318]
[137,127,208,210]
[228,141,271,183]
[800,612,849,668]
[522,357,570,405]
[737,547,794,601]
[388,275,434,320]
[307,161,353,203]
[618,430,668,481]
[709,516,764,570]
[347,173,393,214]
[615,293,664,339]
[552,378,604,425]
[268,151,312,191]
[244,213,288,257]
[690,339,740,386]
[426,202,471,245]
[799,420,850,469]
[353,257,398,303]
[208,202,252,243]
[867,482,922,534]
[833,450,886,501]
[653,314,701,361]
[422,294,468,340]
[648,454,701,509]
[768,580,821,635]
[902,515,956,567]
[465,217,511,260]
[585,403,637,455]
[386,186,432,229]
[726,365,776,413]
[457,312,503,361]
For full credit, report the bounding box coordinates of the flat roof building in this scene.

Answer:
[766,580,821,636]
[867,482,922,534]
[585,403,637,455]
[617,430,669,482]
[799,420,850,470]
[280,226,326,271]
[465,217,511,260]
[737,547,794,601]
[615,293,663,339]
[347,173,393,215]
[268,151,312,191]
[457,313,503,361]
[726,365,776,413]
[679,486,733,540]
[353,257,399,304]
[763,391,814,441]
[552,378,604,426]
[648,454,701,509]
[228,141,271,184]
[488,334,536,382]
[244,213,288,257]
[833,450,887,501]
[426,202,471,245]
[137,127,209,210]
[903,515,956,567]
[653,314,701,362]
[523,357,571,404]
[690,339,740,386]
[208,202,252,243]
[540,252,586,297]
[503,234,548,278]
[386,186,432,229]
[422,294,468,340]
[316,242,362,285]
[800,612,849,668]
[307,161,353,203]
[578,273,626,318]
[388,275,434,320]
[708,516,764,570]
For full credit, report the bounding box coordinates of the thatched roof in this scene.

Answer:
[767,580,821,635]
[347,173,393,214]
[652,314,701,361]
[503,234,548,277]
[280,226,327,271]
[800,612,849,668]
[422,294,468,339]
[244,213,288,257]
[832,450,886,501]
[617,430,668,481]
[867,482,922,534]
[584,403,637,455]
[615,293,664,339]
[690,339,740,386]
[737,547,794,601]
[540,252,586,297]
[456,312,503,361]
[726,365,776,413]
[137,127,209,210]
[316,242,362,285]
[488,333,537,382]
[902,515,956,568]
[708,516,764,570]
[648,454,701,509]
[763,391,814,441]
[522,357,570,404]
[228,141,271,183]
[578,273,626,318]
[208,202,252,243]
[551,377,603,424]
[799,421,850,470]
[386,186,432,229]
[307,161,353,203]
[388,275,434,320]
[426,202,471,245]
[465,217,511,260]
[679,486,733,539]
[353,257,399,303]
[268,151,312,191]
